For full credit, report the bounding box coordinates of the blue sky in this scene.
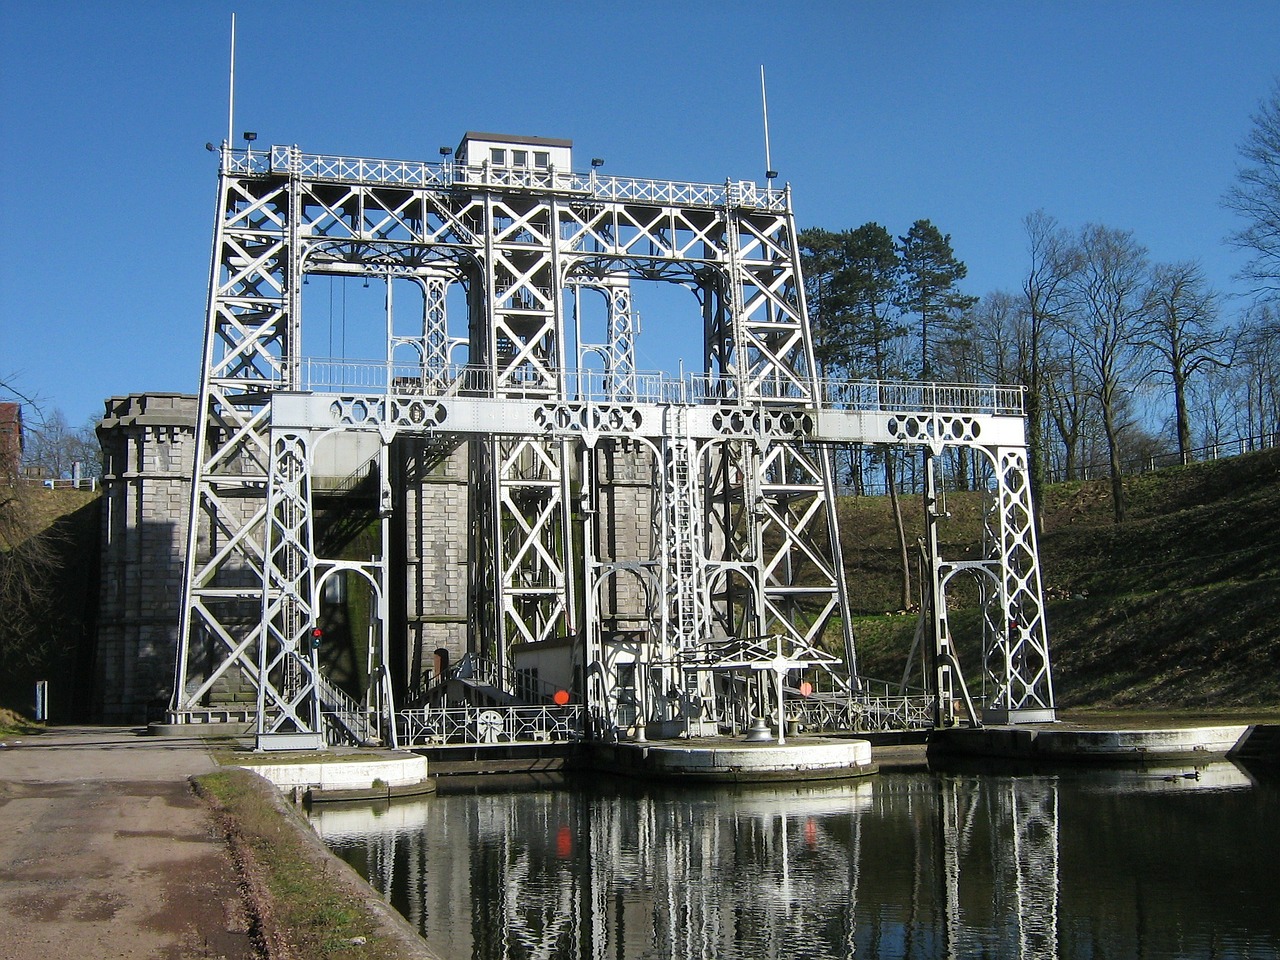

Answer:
[1,1,1277,428]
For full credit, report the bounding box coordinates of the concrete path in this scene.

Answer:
[0,726,257,960]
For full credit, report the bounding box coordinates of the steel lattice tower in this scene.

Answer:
[171,135,1054,745]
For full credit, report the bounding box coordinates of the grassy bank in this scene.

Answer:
[836,447,1280,709]
[1041,448,1280,708]
[194,768,433,960]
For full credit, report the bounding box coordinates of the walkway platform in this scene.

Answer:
[584,736,877,783]
[928,723,1254,762]
[0,726,254,960]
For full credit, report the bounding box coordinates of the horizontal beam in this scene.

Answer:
[271,392,1026,447]
[296,361,1024,415]
[227,144,788,212]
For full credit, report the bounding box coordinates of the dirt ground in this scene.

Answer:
[0,726,259,960]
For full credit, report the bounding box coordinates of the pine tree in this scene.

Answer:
[799,224,913,607]
[799,223,905,379]
[896,220,977,379]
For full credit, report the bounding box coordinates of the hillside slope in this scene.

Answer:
[1040,448,1280,707]
[837,447,1280,709]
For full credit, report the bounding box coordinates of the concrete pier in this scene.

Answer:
[586,736,877,782]
[929,723,1253,762]
[234,752,436,802]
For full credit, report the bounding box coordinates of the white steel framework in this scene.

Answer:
[171,140,1055,745]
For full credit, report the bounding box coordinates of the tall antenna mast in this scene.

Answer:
[760,65,778,184]
[227,13,237,147]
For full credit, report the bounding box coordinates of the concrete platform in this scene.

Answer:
[586,736,877,782]
[929,723,1252,762]
[148,717,256,738]
[234,752,435,802]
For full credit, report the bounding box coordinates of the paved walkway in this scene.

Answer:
[0,726,257,960]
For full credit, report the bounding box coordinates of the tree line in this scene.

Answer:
[800,80,1280,528]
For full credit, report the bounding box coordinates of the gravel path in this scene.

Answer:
[0,726,259,959]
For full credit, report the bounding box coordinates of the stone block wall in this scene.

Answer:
[595,442,655,633]
[94,393,197,722]
[398,437,471,690]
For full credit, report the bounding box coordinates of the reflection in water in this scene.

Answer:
[313,761,1279,959]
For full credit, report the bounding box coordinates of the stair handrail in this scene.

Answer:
[316,673,380,745]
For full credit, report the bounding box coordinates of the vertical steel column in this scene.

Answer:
[472,187,574,686]
[716,199,851,669]
[603,276,638,400]
[983,447,1056,722]
[173,147,297,720]
[256,427,322,744]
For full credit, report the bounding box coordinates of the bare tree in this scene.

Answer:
[1140,262,1227,463]
[1042,333,1092,481]
[1232,305,1280,442]
[1021,211,1079,524]
[969,290,1023,384]
[1223,80,1280,300]
[1187,361,1238,451]
[0,378,62,673]
[23,410,101,481]
[1061,224,1152,522]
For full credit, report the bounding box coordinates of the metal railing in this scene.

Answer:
[787,675,935,733]
[223,145,788,212]
[410,652,572,708]
[819,379,1024,416]
[298,359,1026,417]
[395,703,585,748]
[786,695,933,733]
[1052,430,1280,483]
[22,476,99,491]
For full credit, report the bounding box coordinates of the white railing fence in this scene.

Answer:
[396,704,585,748]
[295,359,1026,416]
[223,145,789,212]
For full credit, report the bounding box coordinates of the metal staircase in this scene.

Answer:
[316,673,382,747]
[664,408,703,654]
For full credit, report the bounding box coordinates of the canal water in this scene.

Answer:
[312,760,1279,959]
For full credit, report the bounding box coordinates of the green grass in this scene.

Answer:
[1038,449,1280,709]
[214,747,393,766]
[194,768,421,960]
[0,707,43,738]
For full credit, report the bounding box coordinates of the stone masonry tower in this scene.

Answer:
[94,393,198,722]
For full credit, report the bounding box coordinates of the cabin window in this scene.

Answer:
[489,147,506,165]
[516,667,538,702]
[512,149,528,166]
[616,662,638,726]
[534,151,550,169]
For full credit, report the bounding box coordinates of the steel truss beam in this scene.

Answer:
[173,144,1054,737]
